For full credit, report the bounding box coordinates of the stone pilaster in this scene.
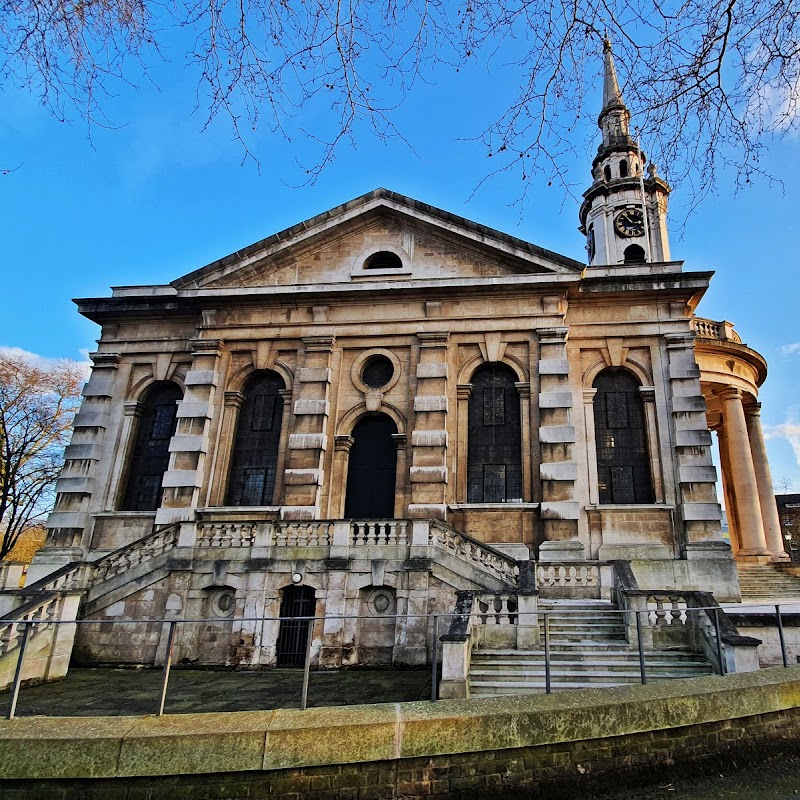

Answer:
[156,339,224,525]
[282,335,335,519]
[719,389,769,558]
[537,327,580,554]
[47,352,123,553]
[665,333,726,558]
[409,332,450,520]
[745,404,787,561]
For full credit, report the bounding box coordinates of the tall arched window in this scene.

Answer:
[593,369,654,504]
[122,382,182,511]
[467,363,523,503]
[226,371,285,506]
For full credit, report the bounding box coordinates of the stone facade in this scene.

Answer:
[23,44,785,670]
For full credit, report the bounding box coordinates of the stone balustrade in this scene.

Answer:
[351,520,410,546]
[536,561,614,600]
[691,317,742,343]
[429,521,519,585]
[92,525,179,583]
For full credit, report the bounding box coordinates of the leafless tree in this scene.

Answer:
[0,354,83,561]
[1,0,798,202]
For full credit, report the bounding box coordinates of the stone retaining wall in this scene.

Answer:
[2,666,800,799]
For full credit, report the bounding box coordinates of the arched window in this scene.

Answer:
[121,382,182,511]
[226,371,285,506]
[603,165,612,182]
[364,251,403,270]
[624,244,646,263]
[593,369,654,504]
[619,159,628,178]
[467,363,523,503]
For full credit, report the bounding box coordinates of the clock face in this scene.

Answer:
[614,208,645,238]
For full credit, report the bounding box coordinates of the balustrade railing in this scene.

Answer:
[537,563,601,589]
[92,524,179,583]
[476,593,519,625]
[429,521,519,585]
[0,592,61,658]
[196,522,257,548]
[350,520,410,546]
[691,317,743,343]
[273,521,332,547]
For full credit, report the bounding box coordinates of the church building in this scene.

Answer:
[23,42,786,677]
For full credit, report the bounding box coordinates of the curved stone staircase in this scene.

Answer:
[468,600,713,697]
[737,564,800,601]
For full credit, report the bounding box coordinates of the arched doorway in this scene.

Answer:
[344,415,398,518]
[275,585,316,667]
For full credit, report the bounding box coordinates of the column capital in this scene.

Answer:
[89,352,122,369]
[718,387,744,403]
[515,382,531,397]
[302,335,336,352]
[334,435,355,453]
[537,326,569,343]
[190,338,224,357]
[417,331,450,347]
[638,386,657,403]
[123,400,144,418]
[278,388,293,399]
[457,384,473,400]
[391,433,408,450]
[224,391,245,409]
[582,388,597,404]
[744,402,762,418]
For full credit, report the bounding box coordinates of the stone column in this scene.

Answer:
[409,332,450,520]
[537,327,581,560]
[716,427,740,556]
[156,339,224,525]
[282,335,335,519]
[745,404,788,561]
[207,391,243,507]
[719,389,769,558]
[331,436,354,517]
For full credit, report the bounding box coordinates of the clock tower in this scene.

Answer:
[579,40,672,267]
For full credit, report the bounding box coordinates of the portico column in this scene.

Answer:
[745,404,788,561]
[719,389,769,558]
[716,427,740,556]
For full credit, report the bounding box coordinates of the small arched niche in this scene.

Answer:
[624,244,646,264]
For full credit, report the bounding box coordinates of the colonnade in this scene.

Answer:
[712,390,786,561]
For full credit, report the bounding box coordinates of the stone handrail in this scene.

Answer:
[196,522,259,547]
[22,562,86,594]
[429,520,519,585]
[0,591,61,658]
[92,524,179,584]
[691,317,743,344]
[537,562,603,590]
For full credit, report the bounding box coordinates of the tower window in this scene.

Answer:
[364,251,403,270]
[603,165,612,182]
[619,159,628,178]
[624,244,646,263]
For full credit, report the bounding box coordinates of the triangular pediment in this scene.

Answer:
[172,189,583,291]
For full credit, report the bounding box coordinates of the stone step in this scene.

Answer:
[471,653,707,666]
[470,668,710,682]
[469,674,711,695]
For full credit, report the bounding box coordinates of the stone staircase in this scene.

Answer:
[737,564,800,601]
[468,600,713,696]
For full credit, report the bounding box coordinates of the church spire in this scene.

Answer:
[598,39,632,147]
[578,38,672,268]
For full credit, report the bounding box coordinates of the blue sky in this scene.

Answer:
[2,46,799,490]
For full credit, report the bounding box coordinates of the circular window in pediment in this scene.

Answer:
[364,251,403,270]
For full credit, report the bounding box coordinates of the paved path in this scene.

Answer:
[0,666,431,717]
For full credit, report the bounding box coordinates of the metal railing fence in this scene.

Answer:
[3,603,799,720]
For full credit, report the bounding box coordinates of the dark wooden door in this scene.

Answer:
[344,415,398,518]
[275,585,316,667]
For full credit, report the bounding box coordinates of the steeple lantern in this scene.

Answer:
[579,40,672,268]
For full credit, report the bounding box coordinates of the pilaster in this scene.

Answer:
[156,339,223,525]
[281,336,335,519]
[537,327,580,551]
[47,352,122,552]
[665,333,726,557]
[409,332,450,520]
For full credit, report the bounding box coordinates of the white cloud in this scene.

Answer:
[780,343,800,356]
[765,417,800,468]
[0,346,92,377]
